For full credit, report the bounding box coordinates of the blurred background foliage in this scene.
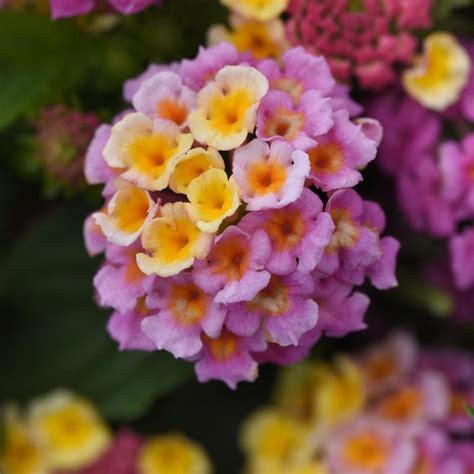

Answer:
[1,0,474,471]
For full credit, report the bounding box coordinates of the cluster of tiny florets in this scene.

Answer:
[85,42,399,388]
[286,0,433,90]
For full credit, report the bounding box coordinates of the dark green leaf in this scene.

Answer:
[0,203,192,420]
[0,12,96,129]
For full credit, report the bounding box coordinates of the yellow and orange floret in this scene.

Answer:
[210,0,290,61]
[94,65,271,279]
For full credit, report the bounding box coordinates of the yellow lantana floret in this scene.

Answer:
[188,65,268,150]
[1,407,48,474]
[137,202,214,277]
[169,147,225,194]
[241,408,310,469]
[221,0,289,21]
[313,357,366,429]
[403,32,471,111]
[103,113,193,190]
[138,433,212,474]
[28,390,111,471]
[93,180,156,246]
[186,168,241,232]
[209,16,289,60]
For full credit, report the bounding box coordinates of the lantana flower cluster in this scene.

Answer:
[0,390,211,474]
[49,0,161,18]
[369,36,474,319]
[241,331,474,474]
[84,42,399,388]
[285,0,433,90]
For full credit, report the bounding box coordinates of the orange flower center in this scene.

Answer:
[264,209,306,251]
[308,143,344,174]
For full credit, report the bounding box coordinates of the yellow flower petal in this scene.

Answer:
[138,433,212,474]
[186,168,241,233]
[221,0,289,21]
[188,65,268,150]
[137,202,214,277]
[104,113,193,190]
[403,32,471,111]
[93,180,156,246]
[169,147,225,194]
[209,16,289,60]
[28,390,111,471]
[241,408,310,467]
[1,407,48,474]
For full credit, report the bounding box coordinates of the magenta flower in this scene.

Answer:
[368,88,441,176]
[240,189,335,275]
[107,303,156,352]
[318,189,381,280]
[449,229,474,290]
[94,243,155,314]
[50,0,157,19]
[141,274,227,359]
[226,271,318,346]
[413,430,466,474]
[398,155,456,237]
[306,110,379,192]
[232,139,309,211]
[440,133,474,221]
[193,226,271,304]
[312,274,369,337]
[256,46,335,102]
[195,329,266,388]
[256,90,333,151]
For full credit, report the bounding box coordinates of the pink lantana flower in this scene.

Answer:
[107,298,156,352]
[440,133,474,220]
[141,274,227,359]
[449,228,474,290]
[132,72,196,129]
[318,189,382,281]
[232,139,309,211]
[256,90,333,151]
[306,110,379,192]
[226,271,318,346]
[193,226,271,304]
[94,243,155,314]
[312,274,369,338]
[195,329,266,388]
[257,46,335,103]
[240,189,335,276]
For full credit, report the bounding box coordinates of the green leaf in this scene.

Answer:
[0,12,96,129]
[467,404,474,418]
[433,0,474,20]
[0,203,192,420]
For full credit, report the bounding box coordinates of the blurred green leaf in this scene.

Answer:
[0,12,96,130]
[0,203,192,420]
[433,0,474,20]
[467,404,474,418]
